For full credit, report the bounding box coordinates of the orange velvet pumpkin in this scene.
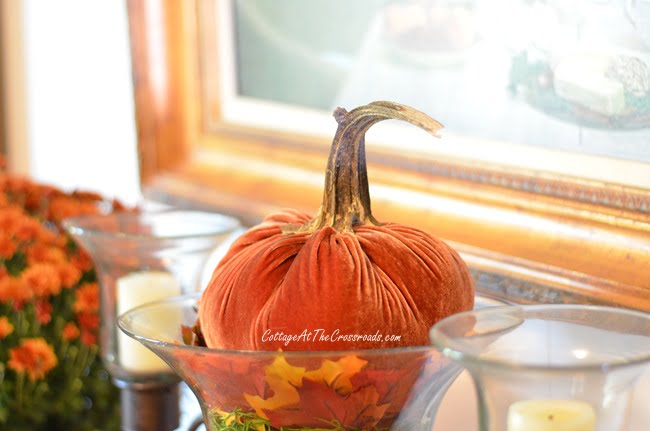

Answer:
[199,102,474,351]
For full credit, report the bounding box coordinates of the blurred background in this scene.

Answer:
[1,0,140,204]
[2,0,649,200]
[233,0,650,160]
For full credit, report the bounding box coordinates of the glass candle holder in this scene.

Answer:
[118,293,507,431]
[63,210,240,430]
[431,305,650,431]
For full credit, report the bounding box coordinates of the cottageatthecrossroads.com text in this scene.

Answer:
[261,329,402,346]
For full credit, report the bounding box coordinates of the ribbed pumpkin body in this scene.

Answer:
[199,209,474,351]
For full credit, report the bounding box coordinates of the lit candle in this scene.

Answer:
[508,400,595,431]
[117,271,181,373]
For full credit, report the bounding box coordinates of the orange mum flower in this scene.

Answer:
[21,263,62,297]
[58,263,81,288]
[80,330,97,346]
[62,322,80,341]
[77,312,100,331]
[36,227,57,244]
[0,316,14,338]
[74,283,99,313]
[34,300,53,325]
[14,216,44,242]
[0,234,17,259]
[22,183,52,213]
[3,177,31,194]
[0,276,33,304]
[26,243,66,266]
[0,207,24,231]
[71,190,104,201]
[47,197,100,222]
[70,251,94,273]
[8,338,58,381]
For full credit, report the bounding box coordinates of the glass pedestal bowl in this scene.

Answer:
[118,293,505,431]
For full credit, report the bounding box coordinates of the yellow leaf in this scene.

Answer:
[244,354,306,419]
[264,355,305,387]
[304,355,367,394]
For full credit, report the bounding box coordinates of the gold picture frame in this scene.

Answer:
[128,0,650,311]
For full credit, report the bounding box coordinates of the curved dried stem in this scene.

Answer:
[284,101,443,234]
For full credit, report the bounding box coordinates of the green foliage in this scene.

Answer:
[0,173,125,430]
[4,252,27,276]
[0,302,120,431]
[209,409,384,431]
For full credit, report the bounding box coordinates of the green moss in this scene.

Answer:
[209,409,386,431]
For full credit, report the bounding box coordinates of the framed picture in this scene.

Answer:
[209,0,650,187]
[129,0,650,310]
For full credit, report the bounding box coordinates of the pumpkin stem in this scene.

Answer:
[285,101,443,233]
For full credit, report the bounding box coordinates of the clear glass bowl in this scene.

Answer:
[430,305,650,431]
[118,293,507,430]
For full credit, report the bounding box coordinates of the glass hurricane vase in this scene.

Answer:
[118,293,506,431]
[431,305,650,431]
[63,210,240,431]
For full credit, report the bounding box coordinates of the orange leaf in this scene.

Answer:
[264,379,389,429]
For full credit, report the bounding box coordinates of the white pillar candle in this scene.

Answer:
[117,271,181,373]
[508,400,596,431]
